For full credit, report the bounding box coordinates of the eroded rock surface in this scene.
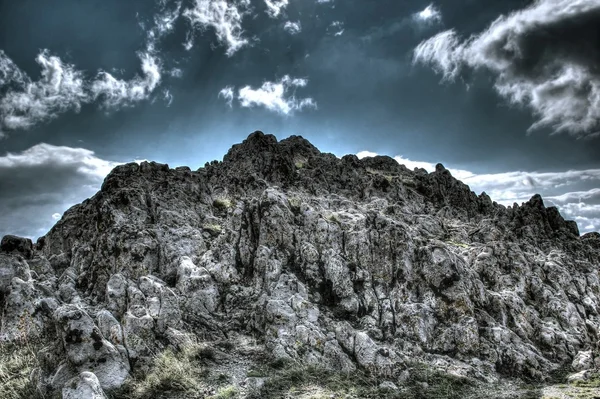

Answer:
[1,131,599,396]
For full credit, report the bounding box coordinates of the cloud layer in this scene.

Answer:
[220,75,317,115]
[0,144,119,238]
[413,0,600,137]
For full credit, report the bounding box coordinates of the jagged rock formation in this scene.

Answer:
[1,131,599,397]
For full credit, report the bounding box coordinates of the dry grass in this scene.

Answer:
[213,198,233,210]
[121,344,211,399]
[242,360,517,399]
[0,342,44,399]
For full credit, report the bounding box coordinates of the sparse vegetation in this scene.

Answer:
[216,340,235,351]
[288,196,302,211]
[244,360,482,399]
[121,344,209,398]
[208,385,238,399]
[0,341,44,399]
[203,223,222,236]
[187,343,216,361]
[446,240,470,248]
[213,198,233,210]
[325,212,342,225]
[538,372,600,399]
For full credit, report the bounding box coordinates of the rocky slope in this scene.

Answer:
[1,131,599,398]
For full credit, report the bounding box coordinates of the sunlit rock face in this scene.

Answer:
[1,131,599,395]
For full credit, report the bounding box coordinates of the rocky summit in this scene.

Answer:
[1,131,600,399]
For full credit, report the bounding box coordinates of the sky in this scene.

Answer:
[0,0,599,238]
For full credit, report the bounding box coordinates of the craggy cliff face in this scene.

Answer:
[1,131,599,397]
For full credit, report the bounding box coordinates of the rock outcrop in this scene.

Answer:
[1,131,599,396]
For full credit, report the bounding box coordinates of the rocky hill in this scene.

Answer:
[1,131,599,398]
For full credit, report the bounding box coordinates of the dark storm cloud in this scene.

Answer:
[0,144,118,239]
[413,0,600,137]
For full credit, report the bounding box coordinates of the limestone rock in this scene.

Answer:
[0,132,598,396]
[62,371,108,399]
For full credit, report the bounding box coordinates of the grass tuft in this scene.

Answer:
[244,360,482,399]
[0,342,44,399]
[208,385,238,399]
[203,224,222,236]
[122,344,209,398]
[213,198,233,210]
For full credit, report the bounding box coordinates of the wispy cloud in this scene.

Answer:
[91,52,162,108]
[329,21,345,36]
[284,21,302,35]
[413,0,600,138]
[264,0,288,18]
[153,1,182,37]
[183,0,252,56]
[413,3,442,24]
[0,50,88,133]
[0,1,184,136]
[220,76,317,115]
[218,86,235,107]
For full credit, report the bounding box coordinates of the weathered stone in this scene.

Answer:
[62,371,108,399]
[0,132,598,396]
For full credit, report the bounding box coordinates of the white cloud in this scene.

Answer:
[0,143,117,177]
[329,21,345,36]
[220,76,317,115]
[0,144,120,239]
[163,89,173,106]
[170,68,183,78]
[0,0,175,136]
[413,4,442,24]
[218,86,235,107]
[183,0,251,56]
[91,52,162,108]
[0,50,88,132]
[0,50,25,87]
[357,149,600,234]
[154,1,182,37]
[284,21,302,35]
[413,0,600,137]
[265,0,288,18]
